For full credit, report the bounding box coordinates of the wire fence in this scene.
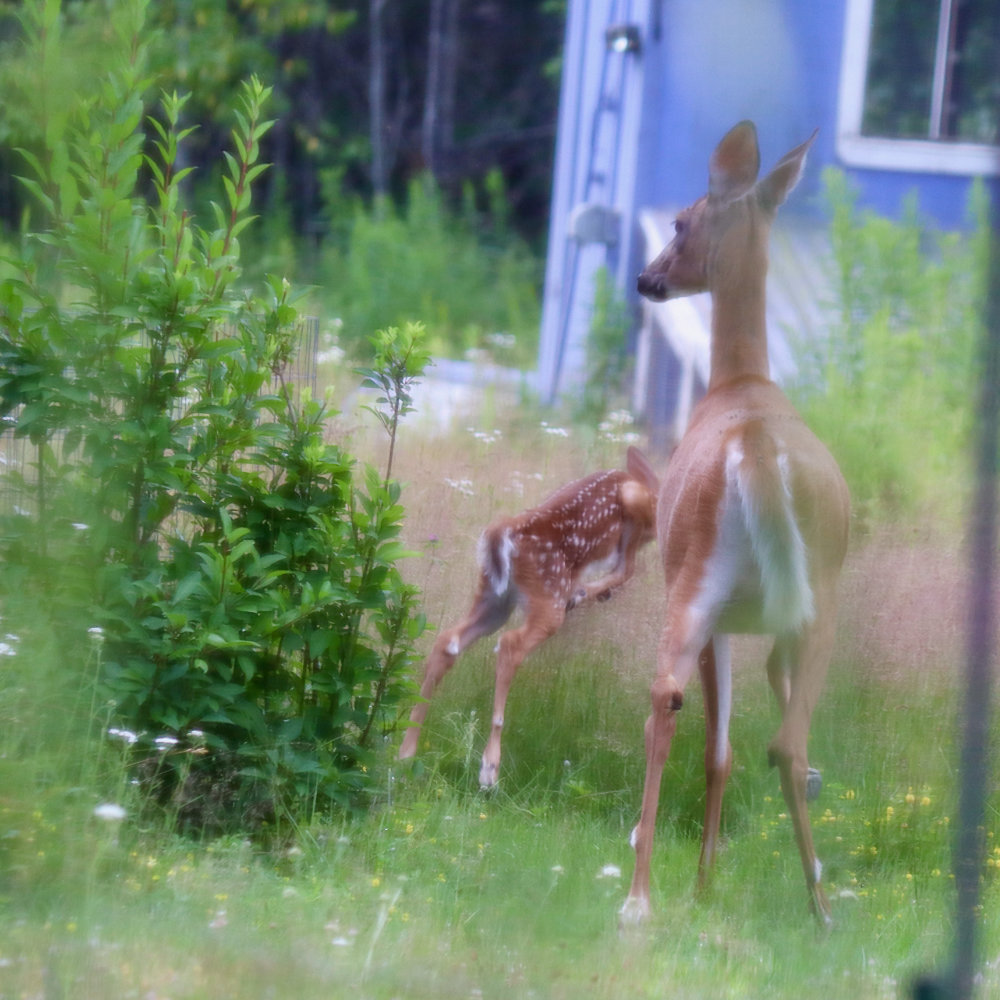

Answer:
[0,316,320,519]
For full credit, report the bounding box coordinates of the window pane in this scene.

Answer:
[862,0,938,138]
[949,0,1000,143]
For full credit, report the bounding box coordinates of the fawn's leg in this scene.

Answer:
[478,600,564,788]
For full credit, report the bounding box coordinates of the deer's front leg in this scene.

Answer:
[479,603,563,788]
[622,621,704,924]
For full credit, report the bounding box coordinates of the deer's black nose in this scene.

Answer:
[637,270,667,301]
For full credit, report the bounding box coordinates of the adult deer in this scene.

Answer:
[399,447,660,788]
[620,122,850,927]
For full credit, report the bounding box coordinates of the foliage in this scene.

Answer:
[322,174,541,367]
[0,0,425,829]
[0,2,550,377]
[0,0,564,250]
[2,387,997,997]
[793,169,990,521]
[355,321,434,485]
[3,616,998,998]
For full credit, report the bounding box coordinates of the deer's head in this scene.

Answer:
[636,121,816,303]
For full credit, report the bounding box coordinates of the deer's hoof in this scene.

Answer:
[618,894,651,929]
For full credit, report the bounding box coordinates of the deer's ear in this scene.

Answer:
[708,121,760,201]
[756,128,818,211]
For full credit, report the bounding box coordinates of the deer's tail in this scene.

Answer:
[730,424,815,633]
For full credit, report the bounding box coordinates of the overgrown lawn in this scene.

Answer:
[2,417,997,999]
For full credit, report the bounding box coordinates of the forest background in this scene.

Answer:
[0,0,563,366]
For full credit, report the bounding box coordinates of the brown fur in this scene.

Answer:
[398,446,660,787]
[622,122,850,928]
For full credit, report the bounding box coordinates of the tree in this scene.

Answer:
[0,0,565,249]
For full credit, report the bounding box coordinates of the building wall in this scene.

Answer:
[634,0,991,226]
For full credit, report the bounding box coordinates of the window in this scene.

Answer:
[838,0,1000,175]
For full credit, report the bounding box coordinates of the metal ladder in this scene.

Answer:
[548,0,639,403]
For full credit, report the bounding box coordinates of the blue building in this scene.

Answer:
[538,0,999,442]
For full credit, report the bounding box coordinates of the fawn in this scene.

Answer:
[399,446,660,787]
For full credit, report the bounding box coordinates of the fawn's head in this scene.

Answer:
[637,121,817,303]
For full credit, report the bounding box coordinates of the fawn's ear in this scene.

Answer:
[708,121,761,202]
[756,128,818,212]
[626,446,660,496]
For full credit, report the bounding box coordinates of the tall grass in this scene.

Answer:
[6,413,994,999]
[320,174,542,368]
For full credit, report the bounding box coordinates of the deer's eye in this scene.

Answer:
[674,219,686,237]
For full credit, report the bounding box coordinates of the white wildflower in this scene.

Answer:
[93,803,127,822]
[444,477,475,497]
[485,332,516,349]
[598,409,641,444]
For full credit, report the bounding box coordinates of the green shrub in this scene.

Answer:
[0,0,425,830]
[793,170,989,521]
[322,174,541,368]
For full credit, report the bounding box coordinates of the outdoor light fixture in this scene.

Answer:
[605,24,641,54]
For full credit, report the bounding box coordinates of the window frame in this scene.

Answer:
[837,0,1000,176]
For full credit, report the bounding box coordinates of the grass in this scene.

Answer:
[2,411,998,999]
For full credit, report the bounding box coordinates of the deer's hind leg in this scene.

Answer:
[766,637,822,800]
[698,635,733,891]
[399,577,515,760]
[766,592,838,926]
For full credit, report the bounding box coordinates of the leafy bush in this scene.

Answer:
[322,173,541,368]
[0,0,425,830]
[793,170,989,521]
